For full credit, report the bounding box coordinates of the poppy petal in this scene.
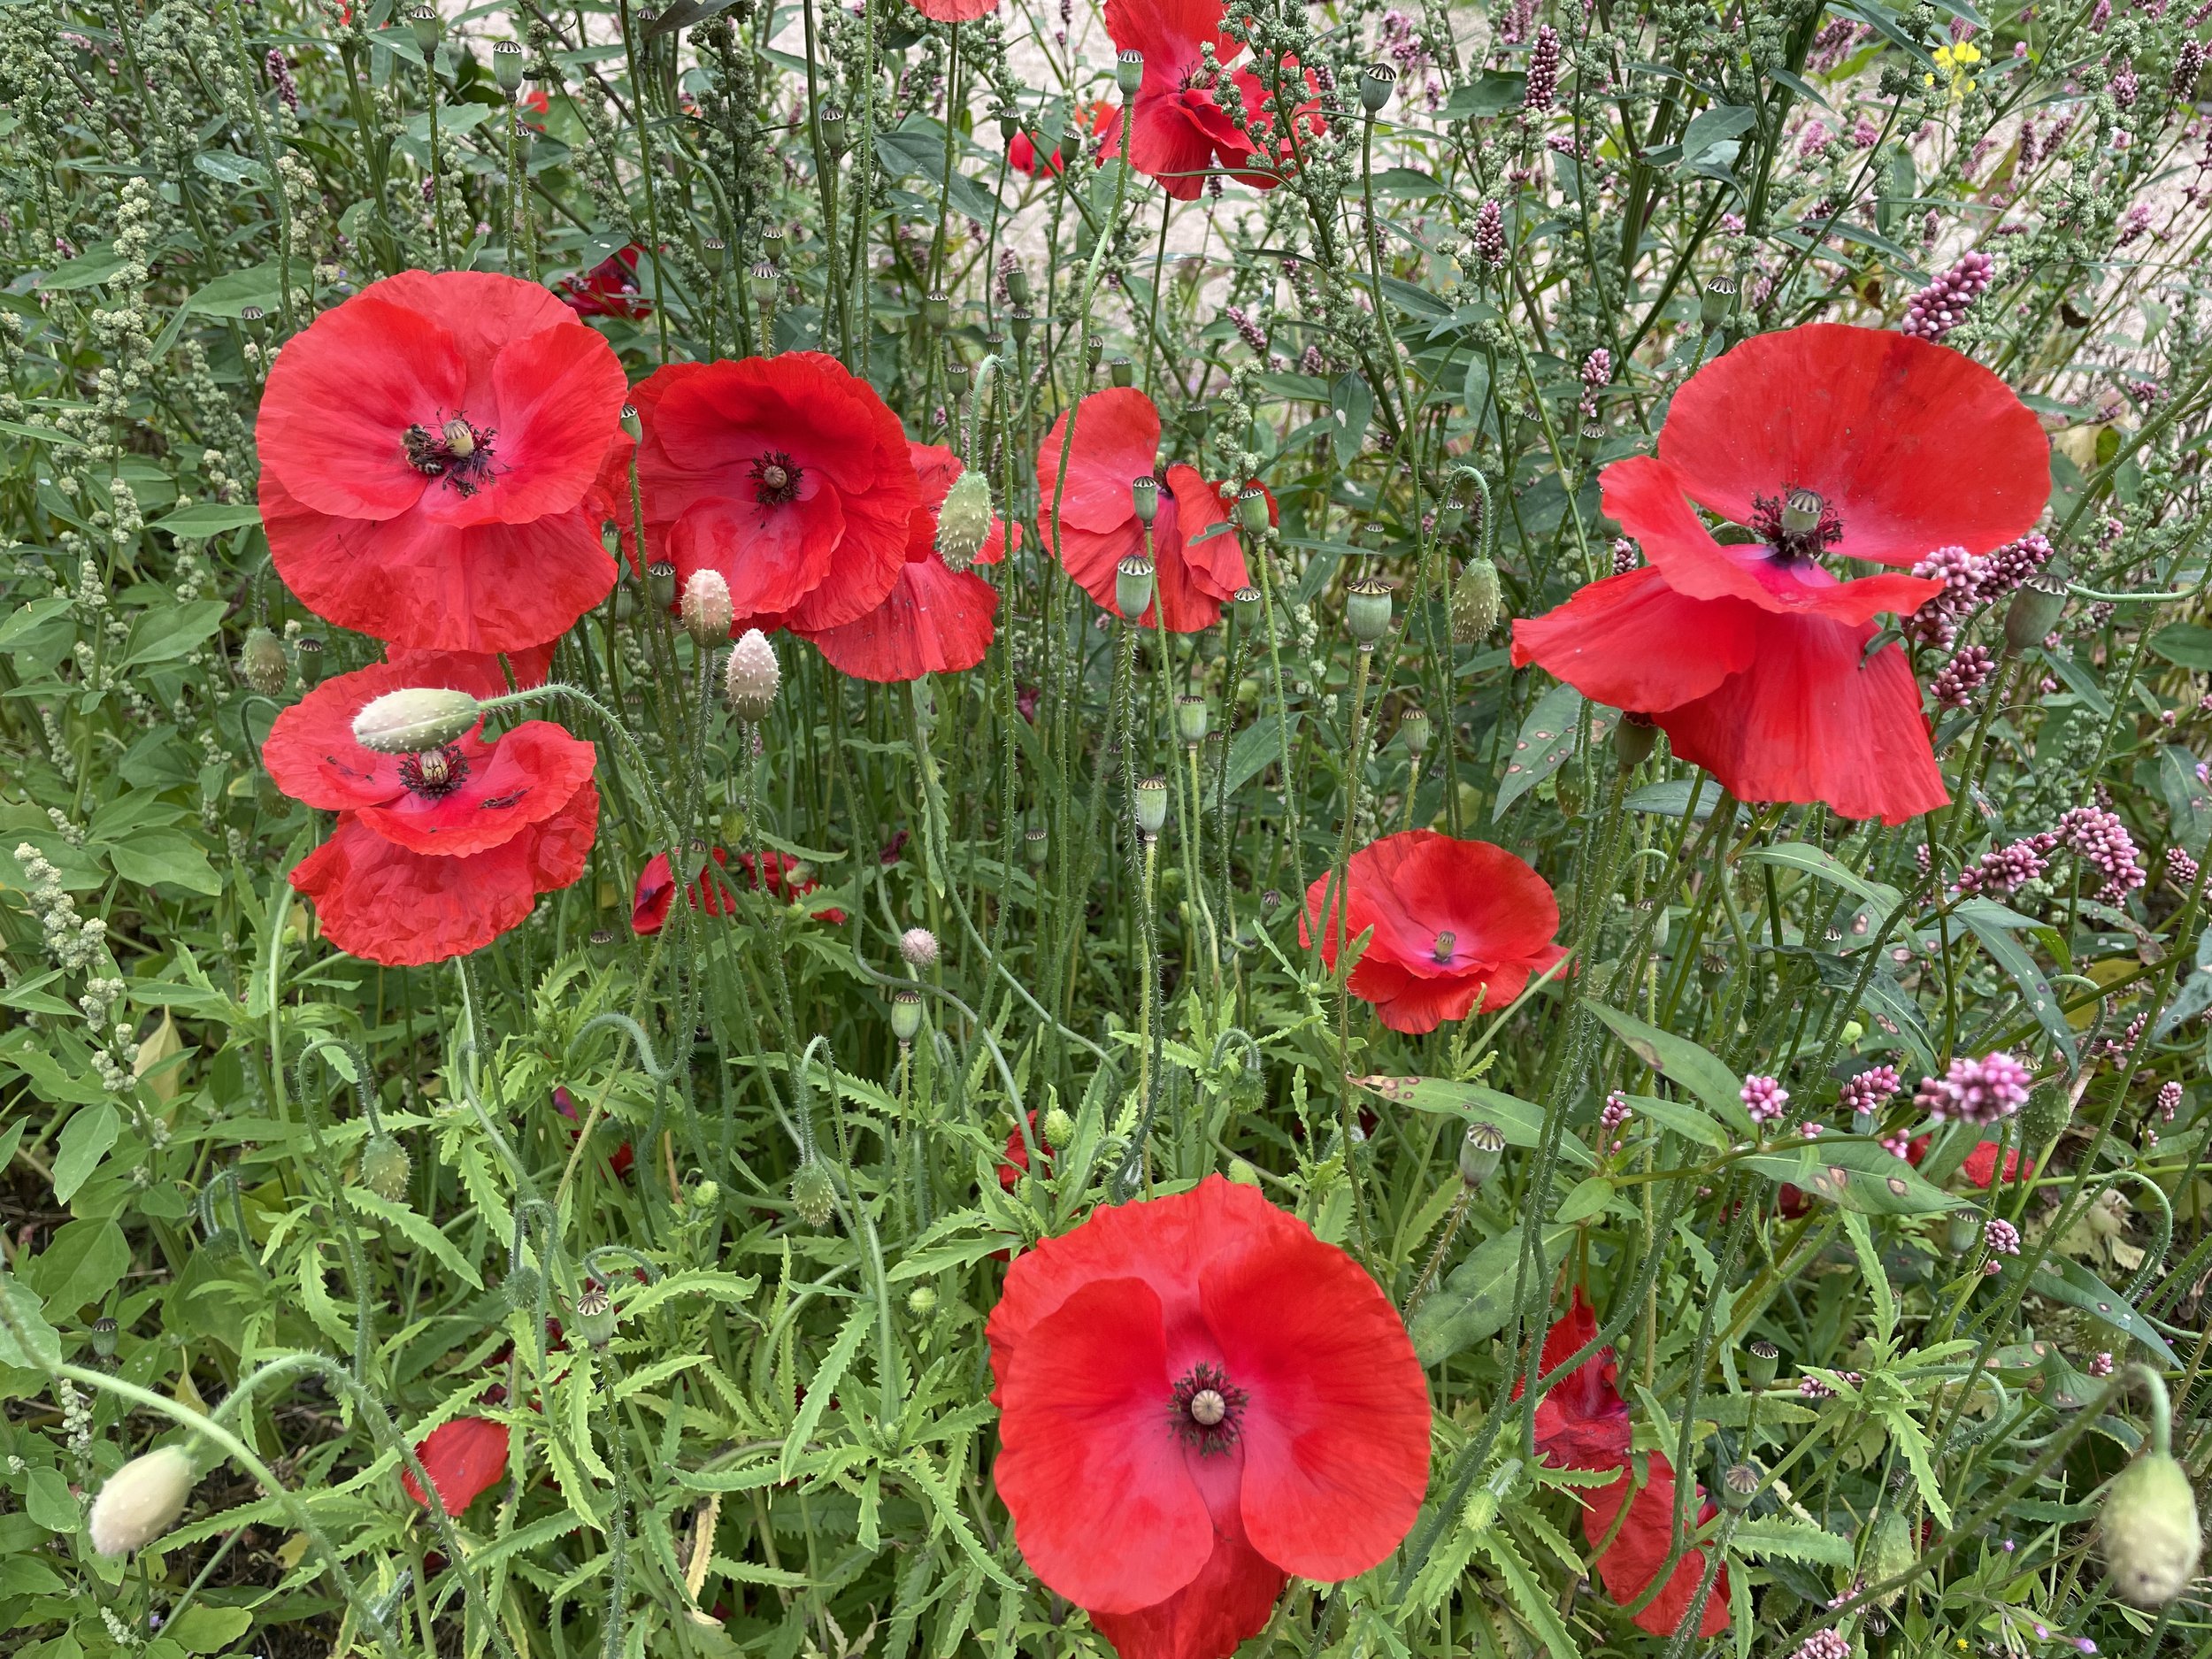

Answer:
[1088,1515,1287,1659]
[1510,566,1761,714]
[401,1417,511,1515]
[1040,389,1161,534]
[480,319,632,523]
[803,557,1000,681]
[1582,1456,1732,1638]
[355,721,598,856]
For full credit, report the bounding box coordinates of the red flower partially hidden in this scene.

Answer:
[1522,1293,1729,1638]
[558,244,650,321]
[1302,832,1565,1034]
[1514,325,2049,826]
[265,661,599,965]
[257,271,628,654]
[1038,388,1251,634]
[519,88,549,129]
[905,0,997,19]
[1906,1135,2034,1189]
[803,442,1005,682]
[1010,101,1116,177]
[401,1416,510,1515]
[1100,0,1323,199]
[553,1083,634,1177]
[988,1177,1430,1659]
[995,1112,1054,1190]
[630,846,846,932]
[626,352,919,635]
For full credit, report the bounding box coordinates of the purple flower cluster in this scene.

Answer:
[1907,543,1984,646]
[1985,1217,2022,1256]
[1916,1051,2033,1125]
[1611,537,1640,574]
[2055,804,2147,902]
[1794,1632,1852,1659]
[1225,303,1270,357]
[1600,1091,1632,1153]
[1934,643,1997,710]
[1578,348,1609,417]
[1839,1064,1902,1116]
[1978,531,2054,600]
[1954,834,2055,898]
[2167,845,2200,890]
[1741,1074,1790,1125]
[2156,1079,2183,1122]
[1524,26,1562,111]
[1901,250,1994,342]
[1472,199,1507,268]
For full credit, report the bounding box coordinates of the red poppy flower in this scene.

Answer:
[553,1084,634,1177]
[266,662,599,966]
[996,1112,1054,1191]
[905,0,996,19]
[519,88,549,129]
[257,271,628,654]
[1010,101,1116,176]
[387,640,557,691]
[1301,832,1565,1034]
[625,352,918,634]
[630,846,847,932]
[803,442,1006,682]
[1100,0,1323,199]
[401,1416,510,1515]
[988,1176,1430,1659]
[1906,1135,2034,1188]
[558,244,650,321]
[1513,325,2048,826]
[1512,1287,1631,1471]
[1038,388,1251,634]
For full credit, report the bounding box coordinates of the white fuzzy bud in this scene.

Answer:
[934,470,995,573]
[724,629,780,719]
[680,569,733,646]
[351,687,482,754]
[899,927,940,968]
[88,1445,196,1557]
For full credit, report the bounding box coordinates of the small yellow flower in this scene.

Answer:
[1926,41,1982,103]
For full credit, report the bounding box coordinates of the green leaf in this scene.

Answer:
[1740,1140,1961,1215]
[782,1299,872,1477]
[123,600,227,666]
[26,1464,79,1532]
[0,596,74,650]
[149,502,263,539]
[1408,1224,1577,1365]
[1875,1400,1951,1526]
[1478,1525,1579,1659]
[165,1607,254,1654]
[1744,841,1904,917]
[184,264,283,319]
[1954,898,2077,1066]
[51,1102,119,1203]
[1586,1002,1750,1130]
[192,150,268,188]
[1353,1076,1594,1164]
[1222,711,1298,799]
[2029,1256,2177,1366]
[1555,1175,1614,1224]
[2158,745,2212,846]
[1440,71,1527,119]
[22,1218,130,1316]
[2149,623,2212,670]
[888,1232,1022,1281]
[106,831,221,897]
[38,245,127,290]
[343,1187,483,1287]
[1731,1517,1855,1565]
[1494,681,1613,819]
[1841,1210,1896,1342]
[622,1269,761,1318]
[1617,1093,1728,1150]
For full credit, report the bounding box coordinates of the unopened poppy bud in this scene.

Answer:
[725,628,780,718]
[352,687,482,754]
[1224,1156,1263,1187]
[1400,707,1432,755]
[1116,49,1145,95]
[1780,488,1824,537]
[1116,555,1156,618]
[1360,63,1397,111]
[1235,486,1269,534]
[1133,777,1170,837]
[900,926,940,967]
[2021,1081,2070,1147]
[791,1160,837,1228]
[89,1315,119,1358]
[294,636,326,686]
[1042,1106,1076,1148]
[906,1285,938,1316]
[1744,1339,1780,1390]
[2103,1451,2202,1606]
[1451,556,1502,641]
[1462,1486,1499,1532]
[1701,275,1737,329]
[817,103,849,157]
[647,561,678,610]
[680,568,733,646]
[573,1282,618,1348]
[2005,566,2069,655]
[503,1262,542,1312]
[1130,474,1160,524]
[1457,1122,1505,1187]
[922,291,949,331]
[1024,825,1050,866]
[493,40,525,92]
[936,469,994,572]
[1175,695,1210,745]
[889,988,924,1043]
[1718,1462,1761,1512]
[89,1445,197,1557]
[407,4,440,51]
[1109,356,1134,388]
[358,1132,412,1202]
[239,626,287,695]
[1345,577,1394,645]
[1616,711,1658,770]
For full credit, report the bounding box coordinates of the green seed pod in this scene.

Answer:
[1175,695,1210,745]
[792,1161,838,1228]
[1451,556,1502,642]
[1780,488,1824,537]
[503,1263,544,1313]
[1615,712,1658,770]
[1345,577,1394,646]
[1399,706,1431,756]
[358,1132,412,1203]
[1108,356,1135,388]
[1129,474,1160,525]
[1133,777,1170,838]
[1042,1106,1076,1148]
[1115,555,1156,620]
[620,403,642,442]
[1717,1462,1761,1513]
[1744,1339,1780,1391]
[406,5,441,52]
[889,988,924,1044]
[493,40,525,92]
[1116,49,1145,96]
[1457,1122,1505,1188]
[1700,275,1737,329]
[293,636,326,686]
[89,1316,119,1359]
[1024,825,1050,867]
[647,562,678,611]
[2006,566,2069,654]
[1359,63,1396,111]
[240,626,288,695]
[906,1286,939,1317]
[2103,1452,2203,1607]
[1235,487,1270,535]
[573,1282,618,1348]
[2020,1081,2070,1148]
[817,104,850,158]
[920,291,949,331]
[936,469,995,572]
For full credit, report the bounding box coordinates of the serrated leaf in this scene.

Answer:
[1874,1401,1951,1527]
[1840,1210,1896,1343]
[1731,1517,1855,1564]
[1478,1525,1579,1659]
[625,1269,762,1319]
[296,1240,352,1348]
[888,1233,1021,1281]
[782,1300,872,1477]
[343,1186,482,1286]
[903,1449,1019,1591]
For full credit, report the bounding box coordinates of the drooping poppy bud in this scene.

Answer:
[935,469,995,573]
[1451,556,1502,642]
[2103,1452,2202,1606]
[239,626,288,695]
[351,687,482,755]
[792,1160,837,1228]
[358,1132,412,1203]
[88,1445,197,1557]
[725,628,780,718]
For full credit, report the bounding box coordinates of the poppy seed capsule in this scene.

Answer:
[899,926,940,968]
[406,5,440,50]
[619,403,641,442]
[1005,265,1032,305]
[791,1160,837,1228]
[1616,711,1658,770]
[995,106,1021,142]
[921,291,949,331]
[1744,1339,1780,1390]
[1133,777,1170,837]
[1109,356,1134,388]
[573,1282,618,1348]
[680,568,733,646]
[352,687,482,754]
[889,989,924,1043]
[1780,488,1824,537]
[1024,825,1050,866]
[1700,275,1737,328]
[1176,695,1210,745]
[358,1132,411,1203]
[725,628,780,718]
[1116,48,1145,95]
[1457,1122,1505,1187]
[1346,577,1394,645]
[1718,1462,1761,1512]
[1360,63,1397,111]
[2102,1451,2202,1606]
[1130,474,1160,524]
[1116,555,1156,618]
[1451,556,1502,642]
[936,469,994,572]
[493,40,524,92]
[749,261,779,301]
[90,1315,119,1359]
[1235,486,1269,534]
[88,1445,196,1557]
[817,104,849,157]
[293,636,326,685]
[2005,567,2069,654]
[1233,585,1263,618]
[1400,707,1431,755]
[239,626,288,695]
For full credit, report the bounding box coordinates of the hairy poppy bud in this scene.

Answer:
[889,989,924,1043]
[89,1445,196,1557]
[1400,706,1432,756]
[358,1132,411,1203]
[493,39,525,92]
[906,1285,938,1316]
[573,1282,618,1348]
[1042,1106,1076,1148]
[900,926,940,968]
[791,1160,837,1228]
[1235,486,1270,534]
[1462,1486,1499,1532]
[239,626,287,695]
[725,628,780,718]
[1360,64,1396,111]
[2103,1452,2202,1606]
[1116,49,1145,95]
[1346,577,1394,646]
[1175,695,1210,745]
[352,687,482,754]
[503,1262,543,1313]
[1744,1339,1780,1390]
[1457,1122,1505,1187]
[1133,777,1170,838]
[1451,556,1502,642]
[680,569,733,647]
[1130,474,1160,524]
[1116,556,1156,619]
[936,469,994,572]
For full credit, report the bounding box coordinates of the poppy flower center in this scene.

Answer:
[403,415,498,496]
[397,742,470,800]
[751,450,803,506]
[1169,1361,1248,1455]
[1432,929,1457,964]
[1748,484,1843,564]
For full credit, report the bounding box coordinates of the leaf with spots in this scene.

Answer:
[1493,681,1613,820]
[1740,1140,1962,1216]
[1954,898,2077,1067]
[2029,1256,2177,1367]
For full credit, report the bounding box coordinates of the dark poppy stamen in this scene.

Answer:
[1748,483,1843,563]
[403,414,498,496]
[397,742,470,799]
[1169,1361,1248,1454]
[752,450,803,506]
